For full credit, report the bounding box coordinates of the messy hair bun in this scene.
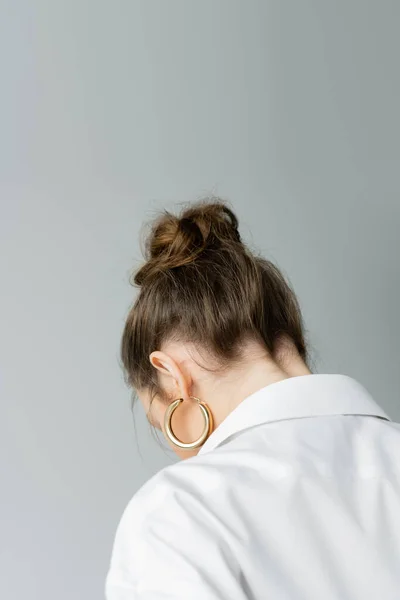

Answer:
[122,198,308,393]
[134,202,242,286]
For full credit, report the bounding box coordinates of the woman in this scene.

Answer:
[106,201,400,599]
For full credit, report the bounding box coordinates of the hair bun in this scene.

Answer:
[134,200,242,286]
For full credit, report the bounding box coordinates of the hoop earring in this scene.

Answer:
[164,396,213,450]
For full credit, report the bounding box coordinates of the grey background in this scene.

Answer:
[1,1,399,599]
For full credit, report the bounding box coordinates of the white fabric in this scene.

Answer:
[106,375,400,600]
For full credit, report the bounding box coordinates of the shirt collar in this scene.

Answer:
[199,374,390,455]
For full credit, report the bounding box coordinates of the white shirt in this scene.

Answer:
[106,375,400,600]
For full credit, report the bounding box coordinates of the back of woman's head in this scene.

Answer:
[122,199,307,397]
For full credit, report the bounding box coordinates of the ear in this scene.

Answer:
[149,351,191,399]
[149,351,176,378]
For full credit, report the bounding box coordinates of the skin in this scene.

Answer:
[138,335,311,460]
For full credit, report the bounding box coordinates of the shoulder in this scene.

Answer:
[118,452,221,533]
[107,455,228,594]
[110,449,236,564]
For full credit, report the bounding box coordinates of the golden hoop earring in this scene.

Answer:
[164,396,213,450]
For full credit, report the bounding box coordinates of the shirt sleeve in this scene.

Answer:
[105,484,246,600]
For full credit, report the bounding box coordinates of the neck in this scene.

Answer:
[203,344,311,431]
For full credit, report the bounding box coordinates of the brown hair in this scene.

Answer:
[121,199,307,399]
